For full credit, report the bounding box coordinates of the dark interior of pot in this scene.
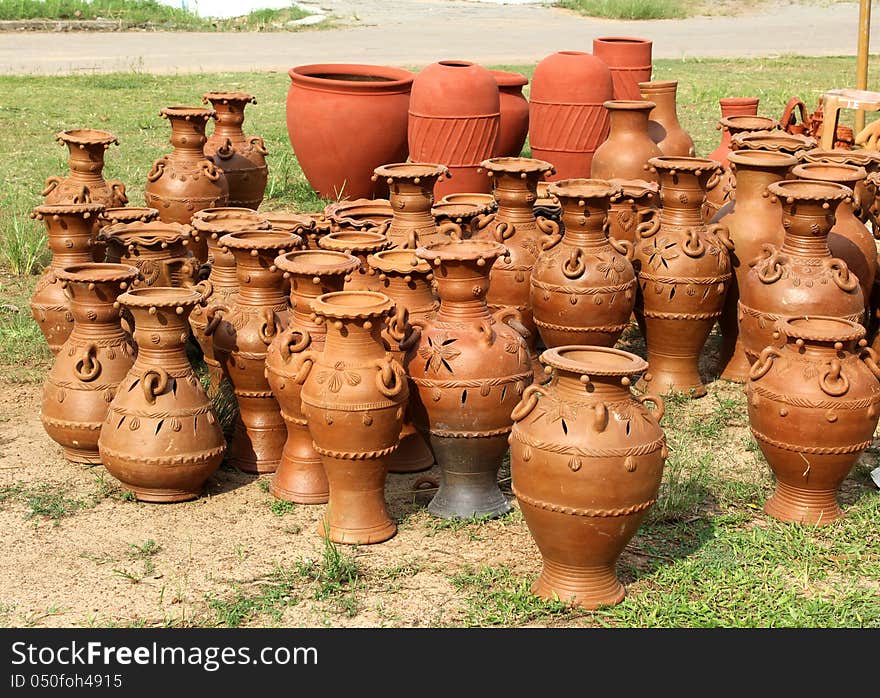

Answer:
[311,73,396,82]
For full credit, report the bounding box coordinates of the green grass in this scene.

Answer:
[557,0,689,19]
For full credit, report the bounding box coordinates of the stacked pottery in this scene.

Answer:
[708,96,760,164]
[592,37,653,101]
[266,250,361,503]
[739,180,865,366]
[41,263,139,464]
[408,60,500,197]
[714,116,781,166]
[409,239,532,519]
[294,291,409,543]
[591,100,663,182]
[713,150,797,383]
[529,51,613,179]
[510,346,666,608]
[747,316,880,524]
[531,179,636,349]
[98,287,226,502]
[606,179,659,245]
[633,157,733,397]
[98,221,198,289]
[489,70,530,158]
[318,231,392,291]
[99,207,159,230]
[639,80,695,157]
[203,91,268,209]
[213,230,302,473]
[42,129,127,209]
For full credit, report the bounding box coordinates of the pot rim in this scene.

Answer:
[318,231,392,253]
[731,129,819,152]
[288,63,415,93]
[218,229,302,251]
[489,69,528,88]
[719,96,760,106]
[431,201,493,219]
[719,115,780,131]
[608,178,660,198]
[55,128,119,146]
[324,198,394,226]
[55,262,139,284]
[638,79,678,92]
[647,156,721,173]
[160,106,215,120]
[549,178,623,201]
[593,36,652,46]
[603,99,656,111]
[33,203,105,218]
[117,286,203,308]
[775,315,866,344]
[416,238,507,263]
[202,91,255,105]
[311,290,395,319]
[541,345,649,377]
[479,156,556,175]
[767,179,853,201]
[373,162,449,181]
[100,207,160,221]
[791,162,867,184]
[99,220,192,245]
[367,249,432,274]
[274,249,360,276]
[727,150,798,169]
[800,148,880,166]
[439,192,497,208]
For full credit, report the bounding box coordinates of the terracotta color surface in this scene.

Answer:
[318,230,392,292]
[324,199,394,235]
[606,178,659,245]
[591,100,663,182]
[42,128,127,211]
[490,69,530,158]
[593,36,653,101]
[708,96,760,165]
[431,200,496,239]
[639,80,695,157]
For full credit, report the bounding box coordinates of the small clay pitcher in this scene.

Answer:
[318,231,393,291]
[97,221,199,290]
[591,100,663,183]
[747,316,880,524]
[42,129,127,210]
[606,179,660,245]
[41,263,139,463]
[294,291,409,544]
[266,250,361,503]
[409,239,532,519]
[30,203,106,355]
[510,345,666,608]
[98,287,226,502]
[531,179,637,348]
[639,80,695,157]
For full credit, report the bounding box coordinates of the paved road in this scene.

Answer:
[0,0,869,74]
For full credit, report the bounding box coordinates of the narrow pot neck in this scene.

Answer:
[289,272,347,331]
[643,89,679,124]
[657,171,709,226]
[609,108,652,138]
[168,116,209,157]
[491,171,540,221]
[128,306,192,370]
[65,143,108,180]
[322,315,388,360]
[433,258,494,321]
[779,200,838,257]
[231,250,288,307]
[554,369,631,402]
[732,166,790,205]
[379,274,437,314]
[559,199,611,247]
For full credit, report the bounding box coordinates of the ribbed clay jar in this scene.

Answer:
[639,80,695,157]
[592,37,653,101]
[591,100,663,182]
[490,69,530,158]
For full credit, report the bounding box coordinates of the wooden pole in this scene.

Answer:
[856,0,872,133]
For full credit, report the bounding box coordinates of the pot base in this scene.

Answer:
[228,420,284,474]
[270,445,329,504]
[128,486,201,504]
[637,358,707,398]
[318,516,397,545]
[63,446,102,465]
[387,431,434,474]
[718,337,751,384]
[764,481,843,525]
[533,559,625,610]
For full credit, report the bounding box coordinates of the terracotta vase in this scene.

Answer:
[593,37,652,101]
[264,212,321,249]
[408,60,500,198]
[144,106,229,251]
[800,148,880,225]
[529,51,613,180]
[716,116,780,166]
[591,100,663,182]
[41,263,139,463]
[409,239,532,519]
[98,287,226,502]
[293,291,408,544]
[213,230,302,473]
[633,157,733,397]
[510,345,666,608]
[707,96,760,164]
[30,203,105,355]
[203,91,268,209]
[432,200,496,239]
[490,69,530,158]
[368,248,439,473]
[639,80,695,157]
[266,250,361,503]
[747,316,880,524]
[98,221,198,289]
[286,64,414,200]
[318,231,393,291]
[713,150,797,383]
[531,179,637,348]
[42,129,127,209]
[324,199,393,235]
[739,180,864,366]
[606,178,659,245]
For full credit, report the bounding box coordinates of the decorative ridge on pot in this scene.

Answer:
[417,236,508,263]
[288,64,414,93]
[319,231,392,255]
[479,156,556,176]
[56,128,118,148]
[310,290,395,320]
[56,262,139,285]
[776,315,866,343]
[367,248,432,275]
[799,148,880,169]
[766,178,853,202]
[275,249,361,278]
[114,285,203,309]
[431,201,491,222]
[373,162,450,183]
[203,91,256,105]
[160,105,215,121]
[731,129,818,153]
[439,192,497,209]
[325,199,393,231]
[219,229,303,251]
[719,115,780,132]
[648,155,722,173]
[547,177,622,201]
[33,202,105,218]
[603,99,656,111]
[539,344,649,376]
[609,177,659,199]
[100,207,160,225]
[726,150,798,168]
[791,162,866,184]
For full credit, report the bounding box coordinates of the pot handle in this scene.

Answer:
[609,237,634,261]
[108,180,129,206]
[749,346,783,381]
[495,221,515,242]
[74,343,101,382]
[373,359,406,399]
[819,359,850,397]
[216,137,235,160]
[682,229,706,258]
[562,248,585,279]
[291,350,318,385]
[204,303,229,337]
[825,258,860,293]
[142,367,169,405]
[636,208,660,239]
[637,394,665,423]
[202,161,222,182]
[860,346,880,379]
[258,307,280,345]
[494,307,530,340]
[41,176,62,198]
[707,223,734,252]
[249,136,269,156]
[279,327,311,361]
[477,318,496,347]
[536,216,561,250]
[438,220,463,242]
[510,385,543,423]
[147,157,167,182]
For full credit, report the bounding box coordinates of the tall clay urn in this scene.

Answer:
[213,230,302,473]
[294,291,409,544]
[266,250,361,503]
[408,60,500,198]
[739,180,865,365]
[42,129,127,209]
[490,69,530,158]
[747,317,880,524]
[531,179,636,348]
[510,346,666,608]
[591,100,663,182]
[606,178,659,245]
[639,80,695,157]
[286,64,414,200]
[30,203,106,355]
[592,37,653,101]
[98,287,226,502]
[708,96,760,164]
[409,239,532,519]
[41,263,139,464]
[203,91,268,210]
[144,106,229,232]
[633,157,733,397]
[713,150,797,383]
[529,51,613,180]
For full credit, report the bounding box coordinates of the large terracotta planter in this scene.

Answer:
[592,37,652,101]
[98,287,226,502]
[286,63,414,200]
[747,317,880,524]
[510,345,666,608]
[529,51,613,180]
[708,96,760,164]
[42,129,127,210]
[318,231,392,291]
[606,178,659,245]
[531,179,636,348]
[409,239,532,519]
[41,263,139,464]
[639,80,695,157]
[490,69,530,158]
[591,100,663,182]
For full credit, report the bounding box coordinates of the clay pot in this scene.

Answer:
[286,64,414,200]
[264,212,321,249]
[529,51,613,180]
[531,179,636,348]
[318,231,393,291]
[409,239,532,518]
[30,203,106,355]
[534,181,562,224]
[203,92,268,209]
[144,107,230,252]
[591,100,663,182]
[639,80,695,157]
[98,287,226,502]
[324,199,393,235]
[717,117,781,164]
[606,179,660,245]
[266,250,361,503]
[432,200,495,239]
[42,129,127,209]
[294,291,409,543]
[213,230,302,473]
[730,129,818,155]
[99,207,159,230]
[510,345,666,608]
[593,37,652,101]
[408,60,500,197]
[41,263,139,463]
[708,96,760,164]
[739,180,864,367]
[799,148,880,225]
[97,221,199,290]
[490,69,530,158]
[633,157,733,397]
[713,150,797,383]
[747,316,880,524]
[439,192,497,212]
